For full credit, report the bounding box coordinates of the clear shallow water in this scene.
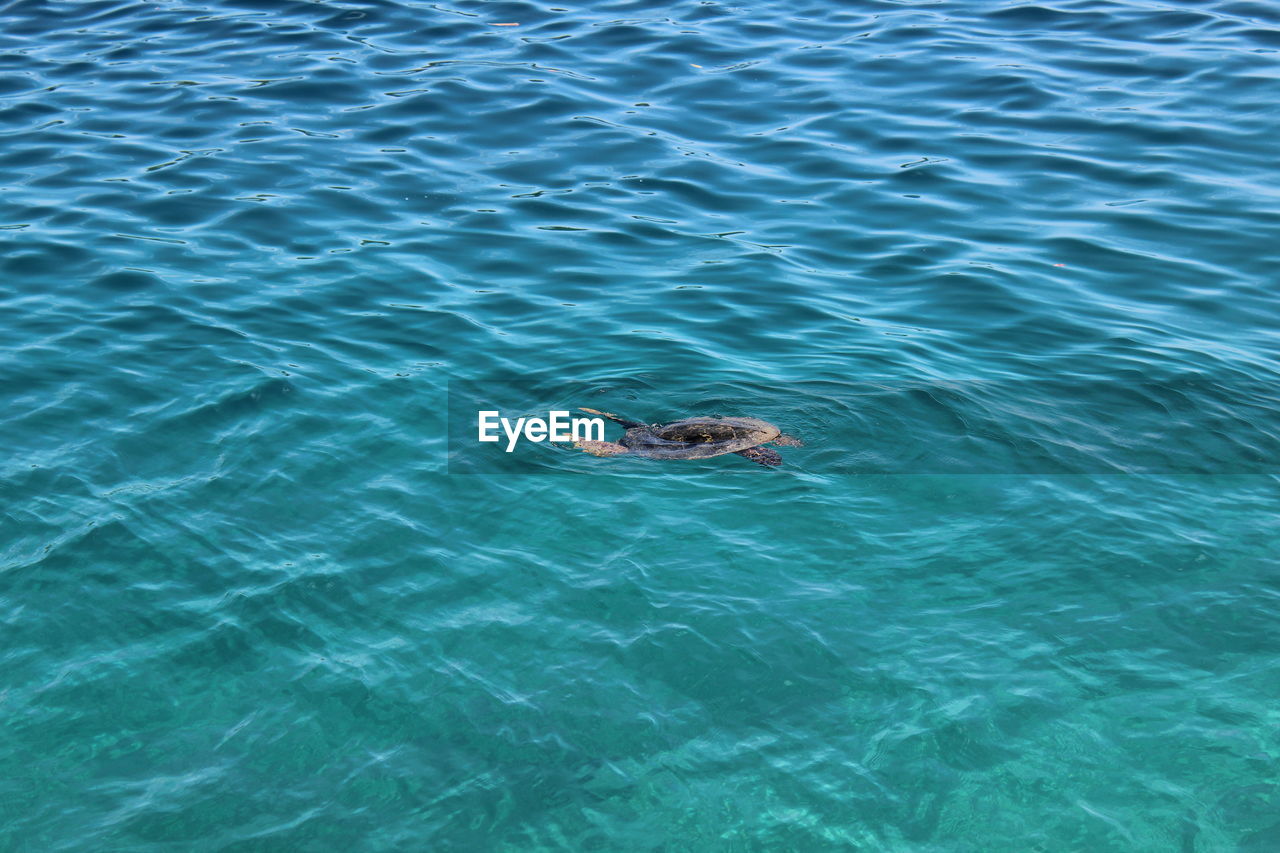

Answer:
[2,0,1279,849]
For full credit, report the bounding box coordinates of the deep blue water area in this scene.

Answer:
[3,0,1279,849]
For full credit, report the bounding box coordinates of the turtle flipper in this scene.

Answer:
[736,446,783,467]
[579,407,646,429]
[773,434,803,447]
[575,439,630,458]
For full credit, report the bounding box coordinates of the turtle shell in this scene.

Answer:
[619,417,780,459]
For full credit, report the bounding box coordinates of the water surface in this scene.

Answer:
[2,0,1279,849]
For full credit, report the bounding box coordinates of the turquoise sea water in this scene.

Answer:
[3,0,1280,849]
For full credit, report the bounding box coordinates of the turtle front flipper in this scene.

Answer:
[736,446,783,467]
[772,434,803,447]
[575,439,630,458]
[579,407,646,429]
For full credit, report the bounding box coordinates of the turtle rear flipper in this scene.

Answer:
[736,446,783,467]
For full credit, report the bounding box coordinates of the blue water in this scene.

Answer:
[3,0,1279,849]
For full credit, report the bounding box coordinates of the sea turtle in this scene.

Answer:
[573,407,803,467]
